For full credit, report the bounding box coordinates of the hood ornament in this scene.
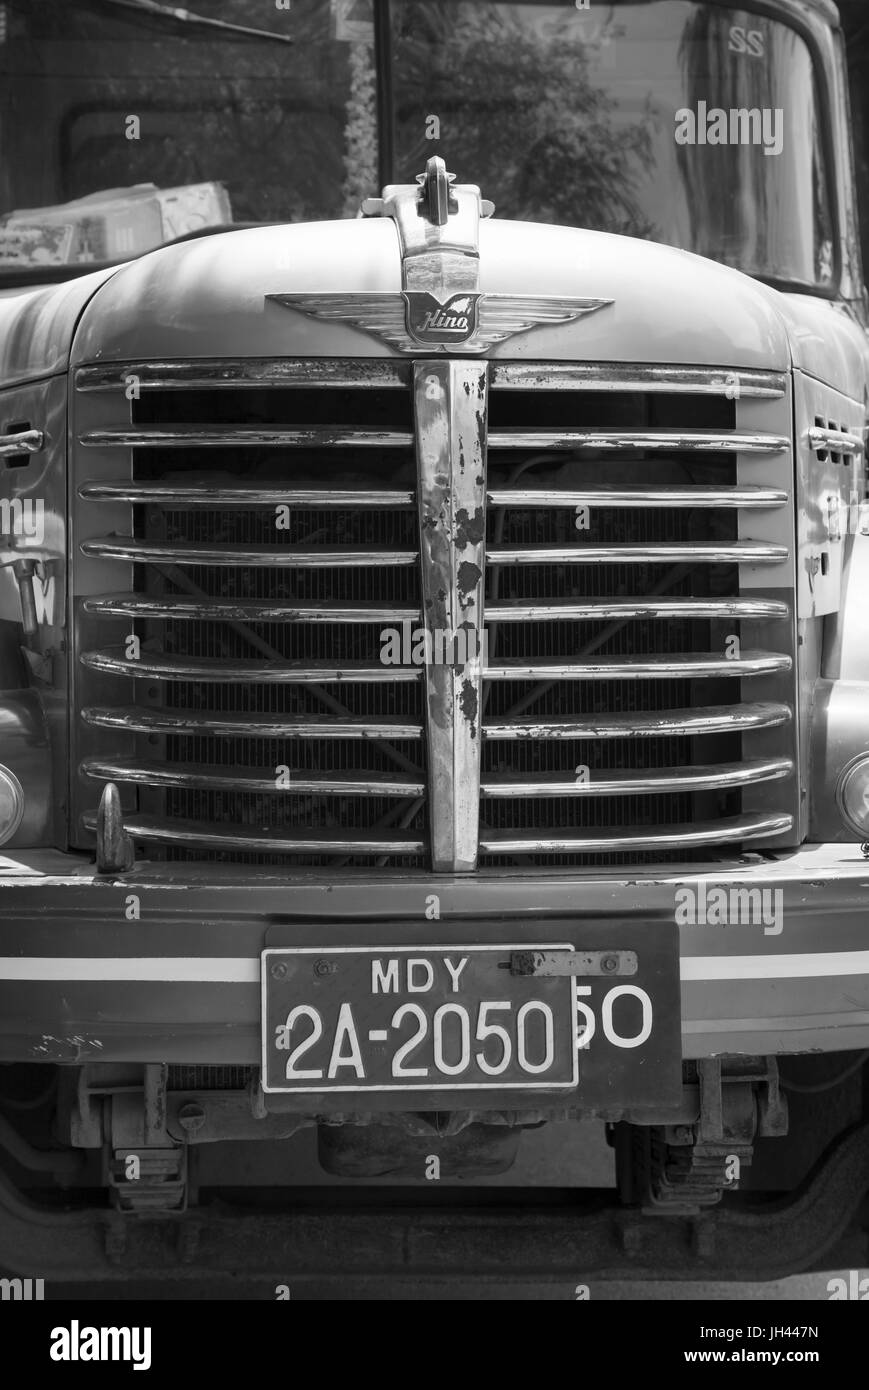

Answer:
[267,157,613,353]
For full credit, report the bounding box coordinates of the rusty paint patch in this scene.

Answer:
[459,678,478,737]
[457,560,482,599]
[455,506,485,550]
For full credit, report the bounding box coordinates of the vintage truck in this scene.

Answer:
[0,0,868,1287]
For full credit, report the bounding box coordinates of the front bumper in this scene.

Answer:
[1,843,868,1072]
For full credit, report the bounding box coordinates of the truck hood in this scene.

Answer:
[72,217,795,372]
[5,218,867,396]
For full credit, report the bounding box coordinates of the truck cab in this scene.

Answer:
[0,0,868,1288]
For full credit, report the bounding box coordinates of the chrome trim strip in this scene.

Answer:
[479,813,794,854]
[484,652,792,680]
[82,708,423,738]
[79,483,416,507]
[82,649,791,682]
[414,359,488,873]
[481,759,794,796]
[0,429,44,455]
[482,702,792,739]
[81,759,425,796]
[81,815,426,855]
[74,360,412,391]
[487,429,789,453]
[484,598,789,621]
[488,542,788,565]
[83,596,421,622]
[808,426,864,456]
[487,486,788,509]
[489,364,788,396]
[80,427,414,449]
[81,539,417,567]
[74,360,787,398]
[80,427,787,453]
[84,596,788,623]
[80,651,422,683]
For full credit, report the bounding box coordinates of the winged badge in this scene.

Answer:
[266,290,613,353]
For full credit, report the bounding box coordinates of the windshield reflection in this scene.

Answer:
[0,0,834,289]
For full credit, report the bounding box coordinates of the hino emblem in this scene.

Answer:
[405,291,479,345]
[267,291,613,353]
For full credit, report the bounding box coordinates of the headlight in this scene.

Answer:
[837,756,869,837]
[0,765,24,844]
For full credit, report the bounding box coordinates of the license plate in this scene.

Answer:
[261,943,578,1093]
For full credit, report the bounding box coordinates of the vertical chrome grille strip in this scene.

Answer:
[414,360,488,871]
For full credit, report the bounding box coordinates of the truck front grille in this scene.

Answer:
[72,358,798,869]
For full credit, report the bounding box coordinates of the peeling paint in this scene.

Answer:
[457,560,482,599]
[459,678,478,738]
[454,506,485,550]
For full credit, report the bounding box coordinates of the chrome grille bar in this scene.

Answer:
[487,486,788,509]
[484,652,791,679]
[81,814,426,855]
[81,538,418,567]
[480,813,794,854]
[79,483,415,507]
[82,759,425,796]
[483,703,792,740]
[489,364,788,397]
[82,708,424,738]
[482,759,793,796]
[81,649,791,682]
[487,430,788,453]
[80,426,414,449]
[75,360,411,391]
[80,651,421,683]
[488,542,787,565]
[485,598,789,621]
[83,596,421,622]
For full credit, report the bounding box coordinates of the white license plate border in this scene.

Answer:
[261,942,580,1094]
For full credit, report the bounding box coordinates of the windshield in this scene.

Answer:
[392,0,834,289]
[0,0,834,289]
